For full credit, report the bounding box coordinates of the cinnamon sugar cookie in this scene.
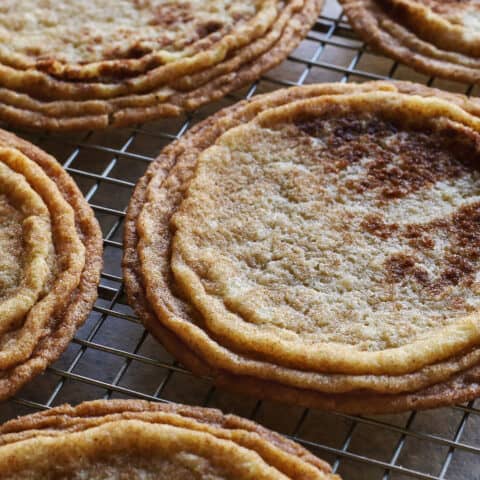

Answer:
[124,81,480,413]
[0,129,102,400]
[0,399,338,479]
[0,0,323,130]
[340,0,480,84]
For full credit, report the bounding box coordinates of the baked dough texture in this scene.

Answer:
[339,0,480,84]
[0,0,323,131]
[0,399,338,479]
[124,81,480,413]
[0,129,102,401]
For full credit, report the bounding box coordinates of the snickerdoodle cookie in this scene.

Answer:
[0,399,338,479]
[0,0,322,130]
[340,0,480,84]
[124,81,480,413]
[0,129,102,400]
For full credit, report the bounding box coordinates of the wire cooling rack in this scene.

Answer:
[2,1,480,478]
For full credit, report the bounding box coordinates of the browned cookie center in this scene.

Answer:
[296,113,480,304]
[296,114,477,199]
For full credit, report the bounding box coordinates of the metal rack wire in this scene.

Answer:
[2,1,480,478]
